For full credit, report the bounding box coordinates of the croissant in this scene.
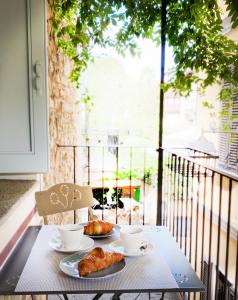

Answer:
[84,220,113,235]
[78,247,125,276]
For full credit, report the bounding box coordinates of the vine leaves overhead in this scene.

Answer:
[53,0,238,127]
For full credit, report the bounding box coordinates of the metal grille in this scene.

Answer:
[201,261,212,300]
[216,269,235,300]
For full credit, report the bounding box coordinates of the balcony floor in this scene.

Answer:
[49,293,182,299]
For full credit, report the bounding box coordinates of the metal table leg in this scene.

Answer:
[62,295,69,300]
[112,293,121,300]
[92,294,103,300]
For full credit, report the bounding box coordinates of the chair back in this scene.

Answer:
[35,183,95,223]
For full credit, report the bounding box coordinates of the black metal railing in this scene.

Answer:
[162,147,238,300]
[56,144,158,226]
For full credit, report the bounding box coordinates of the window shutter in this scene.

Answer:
[219,83,238,173]
[228,89,238,172]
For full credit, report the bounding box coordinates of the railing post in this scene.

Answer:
[73,146,76,224]
[157,0,167,226]
[115,146,119,224]
[157,148,164,225]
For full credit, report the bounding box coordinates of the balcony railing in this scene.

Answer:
[56,144,158,226]
[162,147,238,300]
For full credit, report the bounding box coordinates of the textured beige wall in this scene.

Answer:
[44,0,80,189]
[40,0,82,224]
[227,27,238,42]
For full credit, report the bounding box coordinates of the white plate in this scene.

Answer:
[82,223,121,239]
[49,235,94,253]
[109,240,153,257]
[59,251,126,279]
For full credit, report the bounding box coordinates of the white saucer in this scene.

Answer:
[109,240,153,257]
[60,251,126,279]
[49,235,94,253]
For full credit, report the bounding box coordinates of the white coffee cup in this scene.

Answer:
[120,226,145,254]
[58,224,84,249]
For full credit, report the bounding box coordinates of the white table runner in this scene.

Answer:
[15,226,179,293]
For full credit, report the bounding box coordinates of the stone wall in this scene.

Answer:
[44,0,80,189]
[42,0,88,225]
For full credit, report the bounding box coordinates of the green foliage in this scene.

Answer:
[166,1,238,95]
[202,101,214,110]
[115,166,156,186]
[53,0,238,124]
[53,0,162,87]
[225,0,238,28]
[75,88,94,111]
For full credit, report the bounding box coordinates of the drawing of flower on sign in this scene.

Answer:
[50,191,68,209]
[71,188,82,208]
[49,184,82,209]
[60,184,69,208]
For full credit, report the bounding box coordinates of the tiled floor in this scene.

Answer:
[49,293,183,300]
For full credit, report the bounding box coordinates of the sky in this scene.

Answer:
[91,39,174,82]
